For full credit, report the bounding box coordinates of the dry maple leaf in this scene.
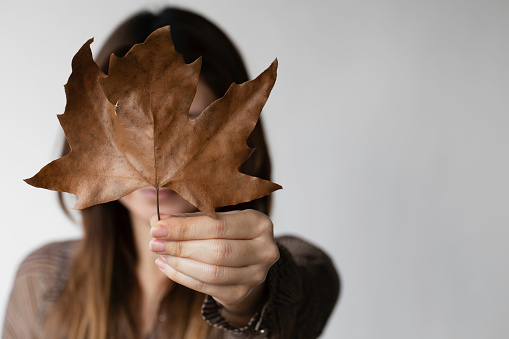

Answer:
[25,26,281,217]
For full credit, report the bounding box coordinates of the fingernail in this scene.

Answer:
[149,239,166,253]
[155,258,166,270]
[150,226,168,238]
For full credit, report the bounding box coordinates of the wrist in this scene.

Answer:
[218,282,269,327]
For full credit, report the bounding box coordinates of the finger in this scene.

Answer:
[161,255,266,286]
[150,210,269,241]
[155,258,252,306]
[149,212,173,227]
[149,239,263,266]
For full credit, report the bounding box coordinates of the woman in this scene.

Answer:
[3,7,339,339]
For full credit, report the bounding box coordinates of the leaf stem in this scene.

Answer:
[156,187,160,221]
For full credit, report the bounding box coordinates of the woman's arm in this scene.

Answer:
[261,236,340,338]
[149,211,340,338]
[201,236,340,338]
[149,210,279,325]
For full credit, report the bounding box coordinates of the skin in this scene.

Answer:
[119,80,280,334]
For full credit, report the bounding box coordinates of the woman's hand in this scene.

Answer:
[149,209,279,325]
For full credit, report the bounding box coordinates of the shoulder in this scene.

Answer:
[275,235,336,268]
[275,235,340,299]
[15,240,79,288]
[18,240,79,272]
[3,241,80,338]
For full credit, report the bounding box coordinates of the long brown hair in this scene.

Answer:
[45,7,274,339]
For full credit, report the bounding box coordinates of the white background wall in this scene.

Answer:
[1,0,509,338]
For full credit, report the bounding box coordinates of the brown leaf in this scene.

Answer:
[25,26,281,217]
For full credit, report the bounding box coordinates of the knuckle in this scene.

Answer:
[205,265,223,284]
[260,217,274,234]
[213,241,232,262]
[170,257,181,270]
[252,270,267,285]
[244,209,272,236]
[244,209,263,224]
[212,219,228,238]
[260,244,279,265]
[170,218,189,239]
[267,246,280,264]
[173,241,184,257]
[242,209,257,218]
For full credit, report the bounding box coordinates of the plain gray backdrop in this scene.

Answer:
[1,0,509,338]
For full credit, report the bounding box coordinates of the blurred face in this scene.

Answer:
[119,80,217,222]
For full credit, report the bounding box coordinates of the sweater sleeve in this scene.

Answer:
[201,235,340,339]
